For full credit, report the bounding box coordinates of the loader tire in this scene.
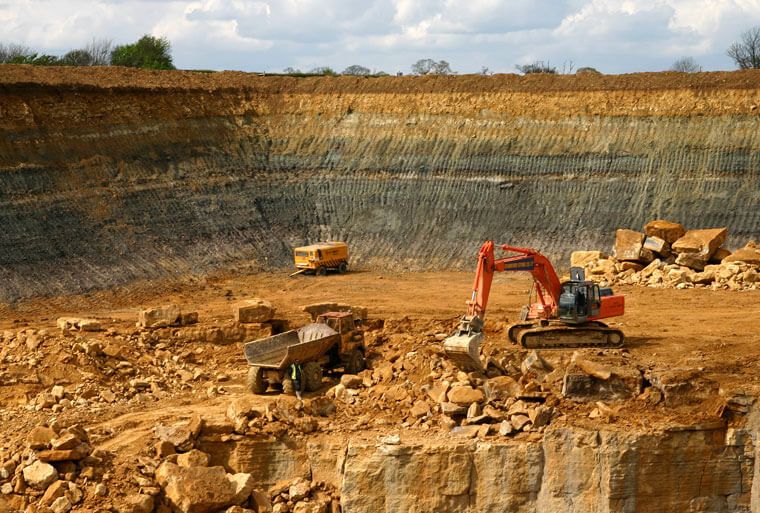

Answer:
[247,366,267,395]
[316,266,327,276]
[282,378,295,395]
[344,349,365,375]
[338,262,347,274]
[303,362,323,392]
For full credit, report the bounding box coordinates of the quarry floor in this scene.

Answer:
[1,269,759,511]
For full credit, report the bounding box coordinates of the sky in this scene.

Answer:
[2,0,760,74]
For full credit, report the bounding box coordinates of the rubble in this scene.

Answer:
[572,221,758,291]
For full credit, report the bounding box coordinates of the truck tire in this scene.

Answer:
[282,378,295,395]
[316,266,327,276]
[303,362,323,392]
[344,349,365,375]
[338,262,347,274]
[247,366,267,394]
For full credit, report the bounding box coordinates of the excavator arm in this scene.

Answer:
[464,241,563,324]
[444,241,563,370]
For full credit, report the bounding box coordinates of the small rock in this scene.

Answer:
[177,450,211,468]
[497,420,513,436]
[27,426,57,450]
[446,386,484,406]
[289,479,310,502]
[126,494,155,513]
[50,496,72,513]
[22,461,58,490]
[340,375,362,389]
[94,483,108,496]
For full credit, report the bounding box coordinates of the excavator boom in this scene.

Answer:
[443,242,625,370]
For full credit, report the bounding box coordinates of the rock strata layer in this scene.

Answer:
[2,67,760,299]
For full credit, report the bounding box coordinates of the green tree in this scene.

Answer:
[342,64,371,75]
[9,53,60,66]
[308,66,338,76]
[727,26,760,69]
[411,58,455,75]
[59,49,94,66]
[110,35,175,70]
[516,61,556,74]
[576,66,600,73]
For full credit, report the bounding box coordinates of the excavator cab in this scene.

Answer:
[558,268,602,324]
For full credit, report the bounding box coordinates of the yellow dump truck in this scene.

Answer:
[293,242,348,275]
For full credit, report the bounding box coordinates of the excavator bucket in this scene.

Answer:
[443,331,485,372]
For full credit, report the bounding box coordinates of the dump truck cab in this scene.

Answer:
[294,241,348,276]
[316,311,364,357]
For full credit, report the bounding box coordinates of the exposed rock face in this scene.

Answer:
[2,68,760,299]
[203,424,758,513]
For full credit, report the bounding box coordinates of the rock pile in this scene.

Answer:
[267,477,339,513]
[572,220,760,290]
[0,420,106,513]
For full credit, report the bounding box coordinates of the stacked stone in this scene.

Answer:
[571,220,760,290]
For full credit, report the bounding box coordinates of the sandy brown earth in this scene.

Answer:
[0,268,758,511]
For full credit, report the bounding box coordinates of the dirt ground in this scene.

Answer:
[0,268,758,510]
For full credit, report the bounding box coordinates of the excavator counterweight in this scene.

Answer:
[443,242,625,369]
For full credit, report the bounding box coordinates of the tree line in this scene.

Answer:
[0,35,175,70]
[4,25,760,75]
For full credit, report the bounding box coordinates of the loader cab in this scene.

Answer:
[558,268,602,324]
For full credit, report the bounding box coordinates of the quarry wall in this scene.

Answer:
[1,66,760,299]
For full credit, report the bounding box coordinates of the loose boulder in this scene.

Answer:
[235,300,275,324]
[643,220,686,244]
[613,229,645,261]
[724,241,760,266]
[22,461,58,490]
[139,305,181,328]
[156,462,254,513]
[671,228,727,263]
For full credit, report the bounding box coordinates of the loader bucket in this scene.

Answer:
[443,331,485,372]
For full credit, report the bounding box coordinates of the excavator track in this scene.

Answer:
[508,321,624,349]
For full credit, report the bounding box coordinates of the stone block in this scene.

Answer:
[643,236,670,256]
[562,360,643,402]
[570,251,605,268]
[483,376,518,402]
[671,228,727,261]
[447,386,485,405]
[139,305,181,328]
[724,241,760,266]
[22,461,58,490]
[647,368,720,407]
[156,462,254,513]
[302,303,367,321]
[675,252,707,271]
[643,220,686,244]
[613,229,645,261]
[235,300,275,324]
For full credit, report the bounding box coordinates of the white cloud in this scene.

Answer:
[2,0,760,73]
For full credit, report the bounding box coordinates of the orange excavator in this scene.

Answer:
[443,242,625,370]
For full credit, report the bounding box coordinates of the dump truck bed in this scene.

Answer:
[243,323,339,370]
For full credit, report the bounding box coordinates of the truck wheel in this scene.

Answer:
[344,349,365,375]
[303,362,323,392]
[316,267,327,276]
[282,378,295,395]
[338,262,347,274]
[247,367,267,394]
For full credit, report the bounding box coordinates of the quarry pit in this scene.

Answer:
[1,65,760,513]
